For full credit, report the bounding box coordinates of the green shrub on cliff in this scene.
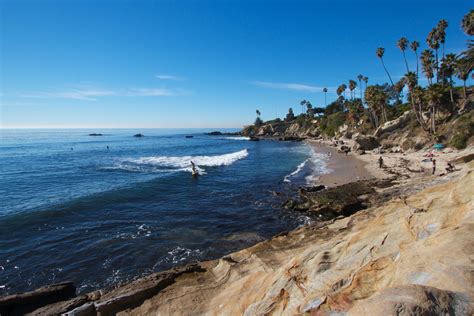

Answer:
[448,112,474,149]
[320,112,347,136]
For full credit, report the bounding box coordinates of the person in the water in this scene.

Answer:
[191,161,199,176]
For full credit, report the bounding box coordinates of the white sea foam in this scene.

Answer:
[284,159,309,183]
[284,146,329,184]
[223,136,251,141]
[108,149,248,174]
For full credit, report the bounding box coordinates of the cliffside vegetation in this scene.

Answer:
[242,10,474,149]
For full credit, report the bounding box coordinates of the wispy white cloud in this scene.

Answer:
[21,86,188,101]
[155,74,183,81]
[250,81,330,93]
[21,89,116,101]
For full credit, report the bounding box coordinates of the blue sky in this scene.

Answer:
[1,0,472,128]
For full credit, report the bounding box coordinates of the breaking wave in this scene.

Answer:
[284,147,329,184]
[104,149,249,174]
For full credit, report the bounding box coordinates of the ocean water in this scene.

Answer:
[0,129,328,294]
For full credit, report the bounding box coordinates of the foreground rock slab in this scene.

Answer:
[121,166,473,315]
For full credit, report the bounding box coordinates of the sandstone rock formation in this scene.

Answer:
[120,165,473,315]
[4,164,473,315]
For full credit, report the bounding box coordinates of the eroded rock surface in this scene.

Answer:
[119,165,473,315]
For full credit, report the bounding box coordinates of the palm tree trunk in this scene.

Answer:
[435,49,439,83]
[463,80,467,99]
[402,51,409,73]
[324,93,327,107]
[449,80,454,104]
[415,52,419,81]
[380,58,394,86]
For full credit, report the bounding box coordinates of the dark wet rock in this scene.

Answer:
[0,282,76,316]
[185,135,194,138]
[249,137,259,141]
[286,181,377,221]
[353,135,380,151]
[25,295,89,316]
[338,145,351,153]
[298,185,325,195]
[93,263,205,316]
[88,133,103,136]
[133,134,144,137]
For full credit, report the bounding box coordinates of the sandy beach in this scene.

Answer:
[308,140,371,187]
[310,138,474,190]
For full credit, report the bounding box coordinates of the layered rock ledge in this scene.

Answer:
[2,160,472,315]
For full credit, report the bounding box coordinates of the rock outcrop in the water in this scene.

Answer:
[133,134,144,137]
[284,180,377,220]
[241,119,320,140]
[88,133,103,136]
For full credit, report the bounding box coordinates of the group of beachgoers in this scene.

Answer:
[376,151,456,176]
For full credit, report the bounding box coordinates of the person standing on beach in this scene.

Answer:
[378,156,384,169]
[432,159,436,175]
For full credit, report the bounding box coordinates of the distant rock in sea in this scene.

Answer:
[205,131,239,136]
[88,133,103,136]
[185,135,194,138]
[133,134,144,137]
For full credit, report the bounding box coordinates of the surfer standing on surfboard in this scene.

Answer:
[190,161,199,176]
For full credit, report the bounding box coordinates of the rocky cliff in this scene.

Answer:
[241,119,320,140]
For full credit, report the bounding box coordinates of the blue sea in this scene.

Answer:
[0,129,328,294]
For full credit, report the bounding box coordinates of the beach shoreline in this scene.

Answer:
[308,139,372,187]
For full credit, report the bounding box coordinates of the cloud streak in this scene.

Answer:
[250,81,330,93]
[21,86,188,101]
[155,74,183,81]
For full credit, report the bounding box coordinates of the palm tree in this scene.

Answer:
[410,41,420,79]
[462,9,474,35]
[397,37,410,73]
[256,109,261,117]
[426,28,440,81]
[376,47,394,85]
[425,84,443,134]
[299,99,307,115]
[405,71,428,131]
[323,88,328,107]
[440,53,457,103]
[348,80,357,100]
[340,84,347,99]
[357,75,364,99]
[455,58,472,99]
[421,49,435,85]
[437,20,448,59]
[305,101,313,117]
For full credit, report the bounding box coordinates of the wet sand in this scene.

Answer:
[308,140,372,187]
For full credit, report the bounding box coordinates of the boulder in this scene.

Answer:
[353,135,380,151]
[373,111,411,137]
[338,145,351,153]
[133,134,144,137]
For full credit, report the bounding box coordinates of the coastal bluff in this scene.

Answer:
[3,161,472,315]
